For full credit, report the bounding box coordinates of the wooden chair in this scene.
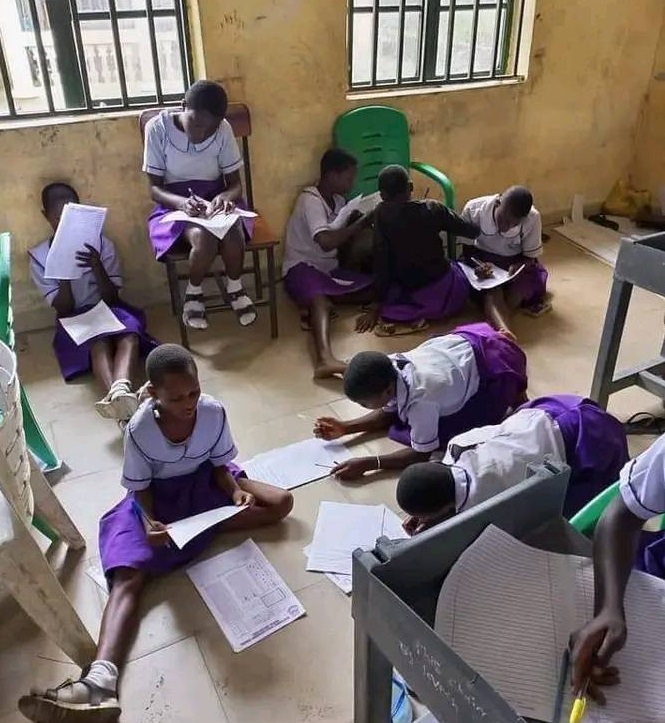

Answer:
[139,105,279,348]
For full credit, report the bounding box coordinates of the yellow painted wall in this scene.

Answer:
[1,0,664,330]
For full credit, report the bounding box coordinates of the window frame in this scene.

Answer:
[347,0,527,93]
[0,0,193,120]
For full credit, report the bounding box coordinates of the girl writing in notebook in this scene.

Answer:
[28,182,157,427]
[143,80,256,330]
[18,344,293,723]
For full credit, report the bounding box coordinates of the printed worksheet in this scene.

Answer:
[45,203,107,280]
[187,539,305,652]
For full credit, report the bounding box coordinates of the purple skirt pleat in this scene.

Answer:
[379,263,471,323]
[388,322,528,449]
[147,180,255,260]
[471,249,548,307]
[517,395,629,517]
[284,262,372,308]
[54,303,158,382]
[99,461,243,578]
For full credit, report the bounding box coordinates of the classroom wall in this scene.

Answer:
[2,0,664,330]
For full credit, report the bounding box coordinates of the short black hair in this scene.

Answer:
[502,185,533,218]
[320,148,357,177]
[396,463,455,516]
[184,80,228,118]
[343,351,397,402]
[378,164,410,200]
[146,343,198,386]
[41,182,79,211]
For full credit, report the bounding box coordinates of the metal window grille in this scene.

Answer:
[0,0,192,119]
[348,0,526,91]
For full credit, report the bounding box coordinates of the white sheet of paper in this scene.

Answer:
[434,525,665,723]
[328,194,363,230]
[357,191,382,214]
[45,203,107,280]
[241,438,353,490]
[458,261,525,291]
[160,209,257,241]
[167,505,247,549]
[306,502,408,576]
[187,539,305,652]
[303,544,352,594]
[58,301,126,345]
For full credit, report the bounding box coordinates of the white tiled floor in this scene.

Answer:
[2,232,664,722]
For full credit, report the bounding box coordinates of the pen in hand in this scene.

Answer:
[569,679,589,723]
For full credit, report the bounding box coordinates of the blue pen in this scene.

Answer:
[132,498,173,548]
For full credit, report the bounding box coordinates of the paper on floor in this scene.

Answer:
[167,504,247,549]
[303,544,352,594]
[45,203,107,280]
[160,209,257,241]
[58,301,127,345]
[188,539,305,652]
[241,438,353,490]
[306,502,408,576]
[458,261,524,291]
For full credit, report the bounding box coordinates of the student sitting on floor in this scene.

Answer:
[355,165,480,337]
[18,344,293,723]
[314,322,527,480]
[570,432,665,703]
[144,79,256,331]
[283,148,374,378]
[28,182,157,427]
[461,186,548,339]
[396,394,629,535]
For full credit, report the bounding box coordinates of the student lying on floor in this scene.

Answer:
[461,186,548,339]
[28,182,157,429]
[283,148,374,378]
[144,79,256,330]
[18,344,293,723]
[355,164,480,337]
[570,433,665,705]
[314,322,527,480]
[396,394,628,535]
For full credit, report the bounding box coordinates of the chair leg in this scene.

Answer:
[29,457,85,550]
[166,260,190,349]
[253,249,264,300]
[0,509,96,667]
[266,246,279,339]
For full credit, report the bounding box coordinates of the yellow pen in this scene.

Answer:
[569,679,589,723]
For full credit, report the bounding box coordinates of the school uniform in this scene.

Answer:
[461,194,547,307]
[446,395,627,517]
[282,186,372,307]
[143,109,254,260]
[99,394,245,577]
[373,200,479,323]
[28,236,157,382]
[386,322,528,452]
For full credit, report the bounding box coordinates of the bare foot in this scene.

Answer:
[313,358,347,379]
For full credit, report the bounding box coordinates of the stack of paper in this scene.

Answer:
[305,502,408,591]
[160,208,257,241]
[188,539,305,652]
[45,203,107,280]
[241,438,353,490]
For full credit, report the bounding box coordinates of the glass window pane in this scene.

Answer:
[401,10,421,79]
[351,12,373,85]
[434,11,449,76]
[376,12,399,82]
[154,15,185,95]
[80,19,122,103]
[449,9,472,77]
[76,0,109,10]
[472,8,506,75]
[118,17,155,99]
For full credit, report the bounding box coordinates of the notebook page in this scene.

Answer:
[435,526,577,721]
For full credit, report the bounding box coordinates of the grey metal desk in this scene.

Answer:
[352,462,589,723]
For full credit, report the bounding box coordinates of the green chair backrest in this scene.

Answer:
[0,232,14,349]
[333,106,411,198]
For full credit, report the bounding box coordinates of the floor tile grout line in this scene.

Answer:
[193,634,233,723]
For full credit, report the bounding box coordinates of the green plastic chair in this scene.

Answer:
[570,480,665,538]
[333,106,457,257]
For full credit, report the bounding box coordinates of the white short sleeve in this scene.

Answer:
[209,404,238,467]
[460,200,480,246]
[217,120,243,175]
[142,116,167,177]
[29,255,59,307]
[619,436,665,520]
[99,236,122,288]
[407,400,441,454]
[521,210,543,258]
[121,429,153,491]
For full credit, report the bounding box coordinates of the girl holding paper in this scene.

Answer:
[18,344,292,723]
[143,79,256,330]
[29,182,157,427]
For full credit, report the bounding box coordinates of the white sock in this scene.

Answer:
[225,277,243,294]
[186,282,203,296]
[82,660,119,693]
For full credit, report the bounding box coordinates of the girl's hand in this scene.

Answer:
[207,195,235,218]
[331,457,374,481]
[402,515,422,536]
[233,489,255,507]
[145,520,171,547]
[356,308,379,333]
[314,416,348,440]
[181,195,207,217]
[75,243,103,272]
[473,262,494,280]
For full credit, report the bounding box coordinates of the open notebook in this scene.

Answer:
[434,525,665,723]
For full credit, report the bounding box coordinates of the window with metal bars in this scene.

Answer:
[0,0,192,119]
[348,0,527,91]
